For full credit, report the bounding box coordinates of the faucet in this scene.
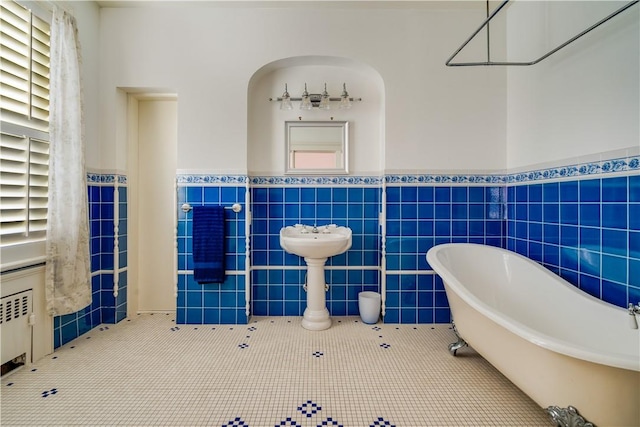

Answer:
[629,303,640,329]
[311,225,319,233]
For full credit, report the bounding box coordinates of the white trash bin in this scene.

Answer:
[358,291,381,324]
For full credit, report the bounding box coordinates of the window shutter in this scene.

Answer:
[0,1,50,243]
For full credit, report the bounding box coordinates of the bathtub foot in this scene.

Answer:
[448,321,468,356]
[546,405,595,427]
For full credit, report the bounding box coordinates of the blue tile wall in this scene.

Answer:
[176,183,248,324]
[384,185,505,323]
[250,185,381,317]
[506,175,639,309]
[54,177,128,348]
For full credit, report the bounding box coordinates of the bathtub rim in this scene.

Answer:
[426,243,639,372]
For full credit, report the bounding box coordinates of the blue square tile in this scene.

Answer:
[418,309,434,323]
[543,182,559,202]
[529,204,542,222]
[579,249,600,276]
[528,242,543,262]
[435,187,450,202]
[347,187,362,203]
[469,203,484,219]
[401,205,417,220]
[602,280,626,307]
[560,225,578,247]
[332,187,347,202]
[186,187,203,203]
[434,291,449,308]
[560,204,578,225]
[515,185,527,202]
[434,308,451,323]
[543,244,560,267]
[203,308,220,323]
[204,187,220,203]
[579,204,600,227]
[581,226,601,251]
[451,204,467,219]
[434,221,450,236]
[543,224,559,245]
[219,309,237,324]
[253,188,268,202]
[318,187,332,202]
[101,186,114,203]
[560,247,579,271]
[559,181,578,202]
[268,301,284,316]
[364,188,378,203]
[268,188,284,203]
[418,204,434,219]
[400,308,416,323]
[401,187,417,202]
[435,204,450,219]
[579,274,600,298]
[186,308,203,324]
[451,187,467,202]
[602,229,627,257]
[602,255,627,284]
[543,204,559,224]
[529,184,542,202]
[417,187,434,202]
[284,188,300,203]
[486,221,502,237]
[579,179,600,202]
[469,187,484,202]
[601,203,627,229]
[602,177,627,202]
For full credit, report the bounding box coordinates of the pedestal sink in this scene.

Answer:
[280,224,352,330]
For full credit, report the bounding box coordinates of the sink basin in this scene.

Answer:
[280,224,352,259]
[280,224,352,331]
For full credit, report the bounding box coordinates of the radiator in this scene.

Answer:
[1,290,33,366]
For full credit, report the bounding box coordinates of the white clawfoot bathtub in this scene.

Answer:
[426,243,640,427]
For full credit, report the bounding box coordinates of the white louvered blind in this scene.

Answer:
[1,0,50,244]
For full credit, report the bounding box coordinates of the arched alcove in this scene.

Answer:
[247,56,385,176]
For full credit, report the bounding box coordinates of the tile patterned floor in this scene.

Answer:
[1,315,551,426]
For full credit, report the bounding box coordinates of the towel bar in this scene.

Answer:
[181,203,242,214]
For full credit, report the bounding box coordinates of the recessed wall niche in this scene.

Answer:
[247,56,384,176]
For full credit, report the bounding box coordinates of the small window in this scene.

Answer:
[0,0,50,244]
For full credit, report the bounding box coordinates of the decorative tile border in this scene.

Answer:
[177,175,248,184]
[386,155,638,186]
[250,175,382,186]
[385,174,505,184]
[506,155,638,184]
[86,173,128,185]
[105,154,638,189]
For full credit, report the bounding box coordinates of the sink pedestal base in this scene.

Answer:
[301,257,331,331]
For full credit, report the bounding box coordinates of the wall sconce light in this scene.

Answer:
[270,83,361,110]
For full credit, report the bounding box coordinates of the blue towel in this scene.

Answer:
[192,206,225,284]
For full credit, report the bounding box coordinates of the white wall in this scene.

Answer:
[96,2,507,175]
[506,1,640,169]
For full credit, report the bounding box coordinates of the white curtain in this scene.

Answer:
[45,9,91,316]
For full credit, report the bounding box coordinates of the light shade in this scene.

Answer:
[300,83,312,110]
[280,84,293,110]
[319,83,330,110]
[339,83,352,109]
